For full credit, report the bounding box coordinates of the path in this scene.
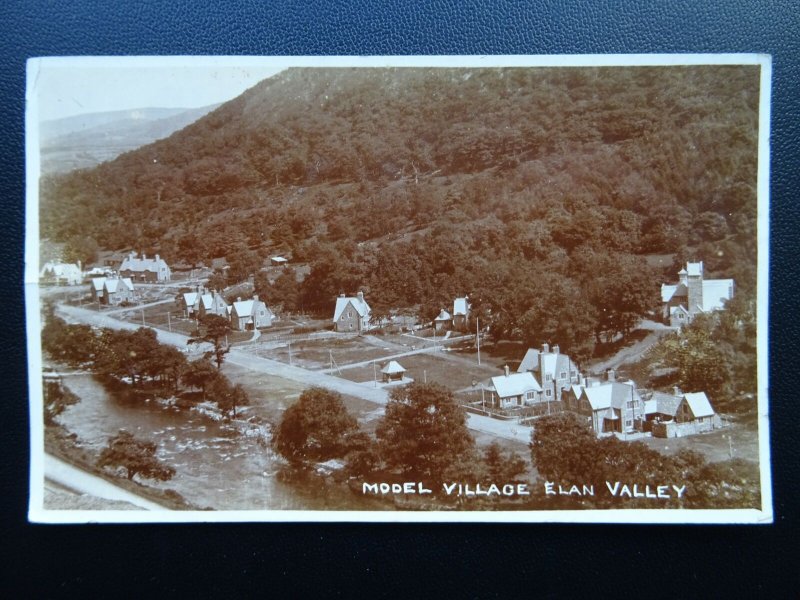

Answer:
[587,323,673,374]
[55,304,529,442]
[103,297,176,315]
[44,454,168,511]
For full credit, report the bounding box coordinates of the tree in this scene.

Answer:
[188,314,232,369]
[483,441,527,483]
[96,430,175,482]
[272,387,361,467]
[181,358,219,399]
[375,382,478,485]
[94,327,162,387]
[207,376,250,419]
[43,376,79,426]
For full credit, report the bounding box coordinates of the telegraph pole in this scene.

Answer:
[373,361,377,388]
[476,316,481,365]
[141,310,145,326]
[167,312,172,332]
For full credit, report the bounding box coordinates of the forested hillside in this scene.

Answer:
[41,66,760,360]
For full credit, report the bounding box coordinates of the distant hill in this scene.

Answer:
[41,66,760,354]
[39,105,220,174]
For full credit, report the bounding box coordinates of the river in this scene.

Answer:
[57,375,380,511]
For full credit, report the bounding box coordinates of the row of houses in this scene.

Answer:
[41,252,172,287]
[178,286,275,331]
[479,342,719,439]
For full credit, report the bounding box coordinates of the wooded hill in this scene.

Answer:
[41,66,760,361]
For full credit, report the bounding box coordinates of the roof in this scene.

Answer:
[381,360,406,374]
[91,277,106,292]
[453,297,469,316]
[490,371,542,399]
[41,262,82,279]
[583,382,636,412]
[198,294,213,310]
[686,261,703,277]
[434,309,452,321]
[701,279,735,312]
[271,256,288,263]
[333,295,371,322]
[539,350,575,381]
[517,348,540,373]
[183,292,198,306]
[120,254,169,273]
[104,278,133,293]
[682,392,715,418]
[645,391,682,417]
[661,283,687,303]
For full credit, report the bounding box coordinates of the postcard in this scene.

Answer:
[25,54,772,523]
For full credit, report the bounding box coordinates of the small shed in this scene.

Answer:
[271,256,289,267]
[381,360,406,383]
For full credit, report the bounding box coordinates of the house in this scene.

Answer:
[488,366,544,408]
[197,290,230,319]
[40,262,82,285]
[643,388,721,437]
[178,285,207,317]
[433,309,452,331]
[452,297,470,330]
[517,343,580,402]
[333,291,371,333]
[230,295,274,331]
[380,360,406,383]
[89,276,135,305]
[661,261,735,326]
[562,374,645,436]
[119,252,171,282]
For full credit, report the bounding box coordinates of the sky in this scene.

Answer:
[30,57,286,122]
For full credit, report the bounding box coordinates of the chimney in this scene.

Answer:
[155,254,160,262]
[253,294,259,301]
[673,386,682,397]
[542,343,549,354]
[357,291,364,302]
[142,253,146,260]
[129,252,135,260]
[607,368,616,382]
[237,296,242,302]
[579,373,586,387]
[553,344,560,355]
[504,365,510,377]
[340,293,345,298]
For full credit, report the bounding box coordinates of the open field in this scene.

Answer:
[339,351,501,392]
[639,417,759,464]
[220,361,379,425]
[252,335,410,369]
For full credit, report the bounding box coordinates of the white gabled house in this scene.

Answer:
[333,291,371,333]
[40,262,82,285]
[230,295,274,331]
[488,366,544,408]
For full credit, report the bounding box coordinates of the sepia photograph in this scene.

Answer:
[25,55,771,523]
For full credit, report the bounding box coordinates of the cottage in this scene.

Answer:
[90,276,135,305]
[644,389,720,437]
[433,309,452,331]
[563,377,645,436]
[40,262,82,285]
[380,360,407,383]
[230,295,274,331]
[452,297,470,330]
[517,343,580,402]
[333,291,372,333]
[488,366,543,408]
[661,261,735,326]
[197,290,230,319]
[119,252,171,282]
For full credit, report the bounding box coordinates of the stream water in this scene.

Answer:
[57,375,377,511]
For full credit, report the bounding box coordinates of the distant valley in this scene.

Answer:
[39,104,220,175]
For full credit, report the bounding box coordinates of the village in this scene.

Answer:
[41,249,742,456]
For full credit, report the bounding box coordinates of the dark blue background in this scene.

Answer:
[2,1,797,596]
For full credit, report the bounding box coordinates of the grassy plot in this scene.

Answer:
[220,362,379,424]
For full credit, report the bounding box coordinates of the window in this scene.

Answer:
[560,371,567,380]
[627,400,636,408]
[545,374,552,382]
[625,419,633,427]
[545,389,552,397]
[526,391,536,401]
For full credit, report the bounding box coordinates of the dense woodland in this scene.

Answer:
[42,66,760,359]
